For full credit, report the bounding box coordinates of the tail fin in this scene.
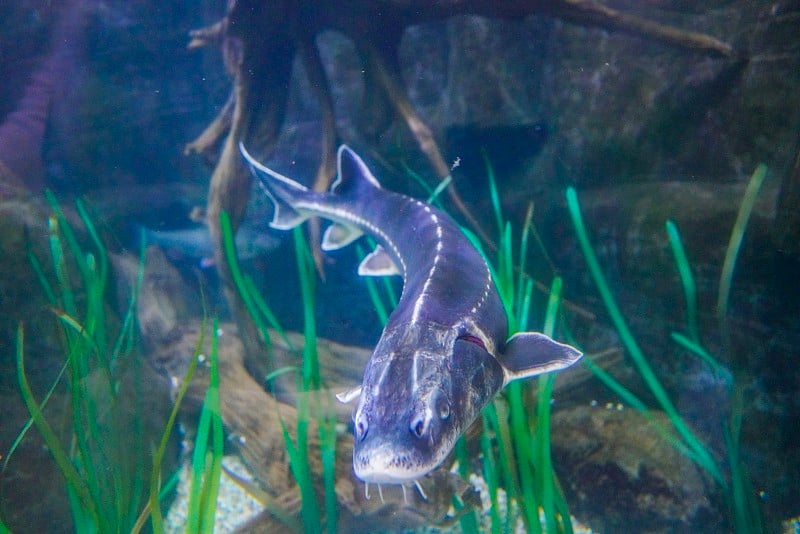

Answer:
[240,142,308,230]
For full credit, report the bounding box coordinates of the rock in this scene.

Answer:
[774,145,800,260]
[551,405,723,533]
[541,179,779,312]
[111,245,201,350]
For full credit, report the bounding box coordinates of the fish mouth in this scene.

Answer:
[355,465,426,484]
[354,443,436,484]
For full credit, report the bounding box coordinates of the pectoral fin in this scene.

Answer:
[336,385,362,404]
[499,332,582,385]
[357,245,401,276]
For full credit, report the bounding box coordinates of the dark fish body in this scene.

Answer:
[241,144,582,484]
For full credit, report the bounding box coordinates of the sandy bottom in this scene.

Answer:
[165,455,595,533]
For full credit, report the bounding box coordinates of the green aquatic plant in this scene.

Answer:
[220,210,293,354]
[283,226,323,533]
[565,164,767,533]
[450,440,478,534]
[11,194,147,532]
[469,158,574,534]
[566,186,722,481]
[222,212,339,533]
[5,194,220,534]
[136,317,207,534]
[185,321,224,534]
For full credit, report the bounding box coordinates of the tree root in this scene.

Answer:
[186,0,737,373]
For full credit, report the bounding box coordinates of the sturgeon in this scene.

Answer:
[241,143,582,485]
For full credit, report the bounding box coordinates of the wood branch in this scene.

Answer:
[544,0,738,58]
[191,0,740,255]
[187,19,226,50]
[361,40,495,246]
[204,15,296,364]
[184,91,234,158]
[299,36,339,277]
[377,0,739,58]
[204,98,259,358]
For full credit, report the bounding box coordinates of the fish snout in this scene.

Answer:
[353,441,423,484]
[353,410,452,484]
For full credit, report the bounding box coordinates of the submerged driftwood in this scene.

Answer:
[128,246,478,530]
[151,321,481,532]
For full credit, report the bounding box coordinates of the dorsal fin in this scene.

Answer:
[331,145,381,197]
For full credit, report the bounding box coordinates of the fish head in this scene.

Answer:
[351,323,504,483]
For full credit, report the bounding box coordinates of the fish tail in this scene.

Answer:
[240,142,309,230]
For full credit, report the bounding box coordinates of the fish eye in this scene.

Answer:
[355,413,368,441]
[410,416,426,438]
[437,399,450,420]
[414,420,424,437]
